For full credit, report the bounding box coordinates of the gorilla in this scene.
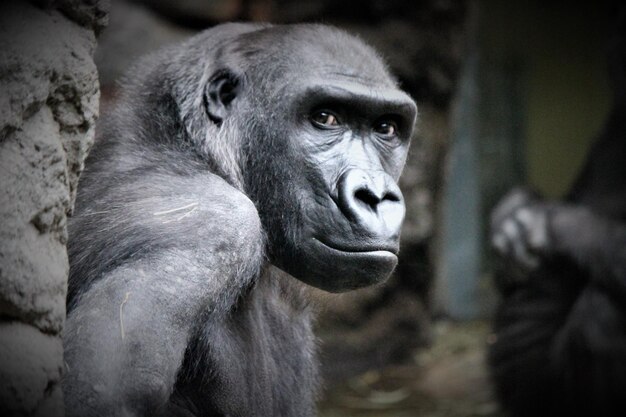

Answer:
[488,12,626,414]
[63,23,417,417]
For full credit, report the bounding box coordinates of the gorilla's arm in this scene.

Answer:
[548,203,626,297]
[63,173,263,416]
[490,188,626,300]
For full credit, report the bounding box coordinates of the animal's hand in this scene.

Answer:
[490,187,552,271]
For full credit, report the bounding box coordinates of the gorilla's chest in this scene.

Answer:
[175,282,318,417]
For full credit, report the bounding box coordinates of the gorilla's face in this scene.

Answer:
[206,26,417,292]
[274,79,415,292]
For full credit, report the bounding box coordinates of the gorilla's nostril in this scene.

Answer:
[382,192,400,202]
[354,188,381,210]
[354,188,401,210]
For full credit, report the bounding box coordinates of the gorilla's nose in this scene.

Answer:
[337,169,405,241]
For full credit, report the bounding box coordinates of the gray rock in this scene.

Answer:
[0,323,64,417]
[0,1,106,415]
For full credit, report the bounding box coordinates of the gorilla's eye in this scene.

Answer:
[374,120,398,138]
[311,111,340,128]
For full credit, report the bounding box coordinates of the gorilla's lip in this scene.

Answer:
[312,237,399,256]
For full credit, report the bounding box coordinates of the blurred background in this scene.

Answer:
[94,1,615,416]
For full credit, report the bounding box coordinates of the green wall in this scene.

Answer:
[482,1,611,197]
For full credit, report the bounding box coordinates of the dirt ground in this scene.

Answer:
[318,320,506,417]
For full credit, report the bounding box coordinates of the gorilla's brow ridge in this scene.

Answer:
[325,70,394,87]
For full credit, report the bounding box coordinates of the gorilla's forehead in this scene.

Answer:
[232,24,396,87]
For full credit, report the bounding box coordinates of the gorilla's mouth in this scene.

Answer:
[312,237,399,256]
[302,237,399,292]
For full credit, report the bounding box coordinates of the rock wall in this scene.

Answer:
[0,1,107,415]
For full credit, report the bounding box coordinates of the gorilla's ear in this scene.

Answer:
[205,71,241,125]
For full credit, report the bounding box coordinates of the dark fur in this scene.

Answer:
[489,76,626,417]
[64,23,415,417]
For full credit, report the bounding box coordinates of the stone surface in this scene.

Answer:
[0,323,65,417]
[0,0,105,415]
[54,0,109,33]
[0,107,70,335]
